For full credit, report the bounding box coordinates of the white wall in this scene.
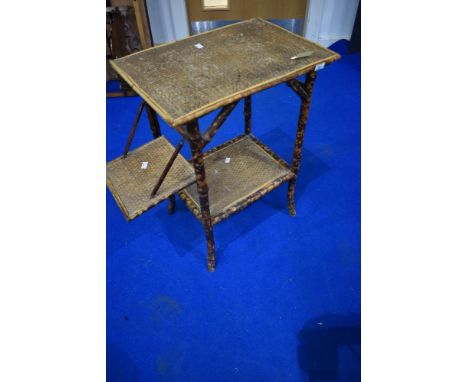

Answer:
[304,0,360,47]
[146,0,190,44]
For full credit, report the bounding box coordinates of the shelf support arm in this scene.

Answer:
[149,138,185,198]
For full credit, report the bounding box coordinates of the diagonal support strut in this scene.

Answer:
[123,100,145,157]
[202,101,239,147]
[286,78,308,102]
[150,138,185,198]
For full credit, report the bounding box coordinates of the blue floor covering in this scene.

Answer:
[107,40,360,382]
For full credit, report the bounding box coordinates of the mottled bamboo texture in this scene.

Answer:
[244,96,252,134]
[187,120,216,271]
[202,101,239,146]
[288,71,317,216]
[182,173,290,224]
[286,79,308,101]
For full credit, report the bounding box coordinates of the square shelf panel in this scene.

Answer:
[107,136,195,221]
[179,135,294,224]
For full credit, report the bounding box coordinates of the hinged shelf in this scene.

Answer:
[106,136,195,221]
[179,134,295,225]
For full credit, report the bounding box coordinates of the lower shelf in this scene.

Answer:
[107,136,195,221]
[179,134,294,225]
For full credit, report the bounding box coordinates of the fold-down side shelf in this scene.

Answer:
[106,136,195,221]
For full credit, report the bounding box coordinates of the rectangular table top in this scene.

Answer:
[111,18,339,127]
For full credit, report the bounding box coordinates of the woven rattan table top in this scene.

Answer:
[110,18,339,127]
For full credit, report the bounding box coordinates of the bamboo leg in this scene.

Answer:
[288,71,317,216]
[244,95,252,135]
[187,119,216,271]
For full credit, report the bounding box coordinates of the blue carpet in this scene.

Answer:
[107,40,360,382]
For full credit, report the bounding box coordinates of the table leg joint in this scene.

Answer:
[286,78,308,102]
[201,101,239,147]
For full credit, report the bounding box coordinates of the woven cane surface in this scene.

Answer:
[111,18,339,126]
[106,136,195,220]
[182,135,292,219]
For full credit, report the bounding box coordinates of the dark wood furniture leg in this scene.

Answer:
[244,95,252,135]
[145,103,161,138]
[167,195,176,214]
[187,119,216,271]
[288,71,317,216]
[144,103,176,213]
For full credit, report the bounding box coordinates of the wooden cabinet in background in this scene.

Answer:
[106,0,153,96]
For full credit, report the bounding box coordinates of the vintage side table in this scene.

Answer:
[107,18,340,271]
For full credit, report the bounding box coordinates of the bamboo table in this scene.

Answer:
[107,18,340,271]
